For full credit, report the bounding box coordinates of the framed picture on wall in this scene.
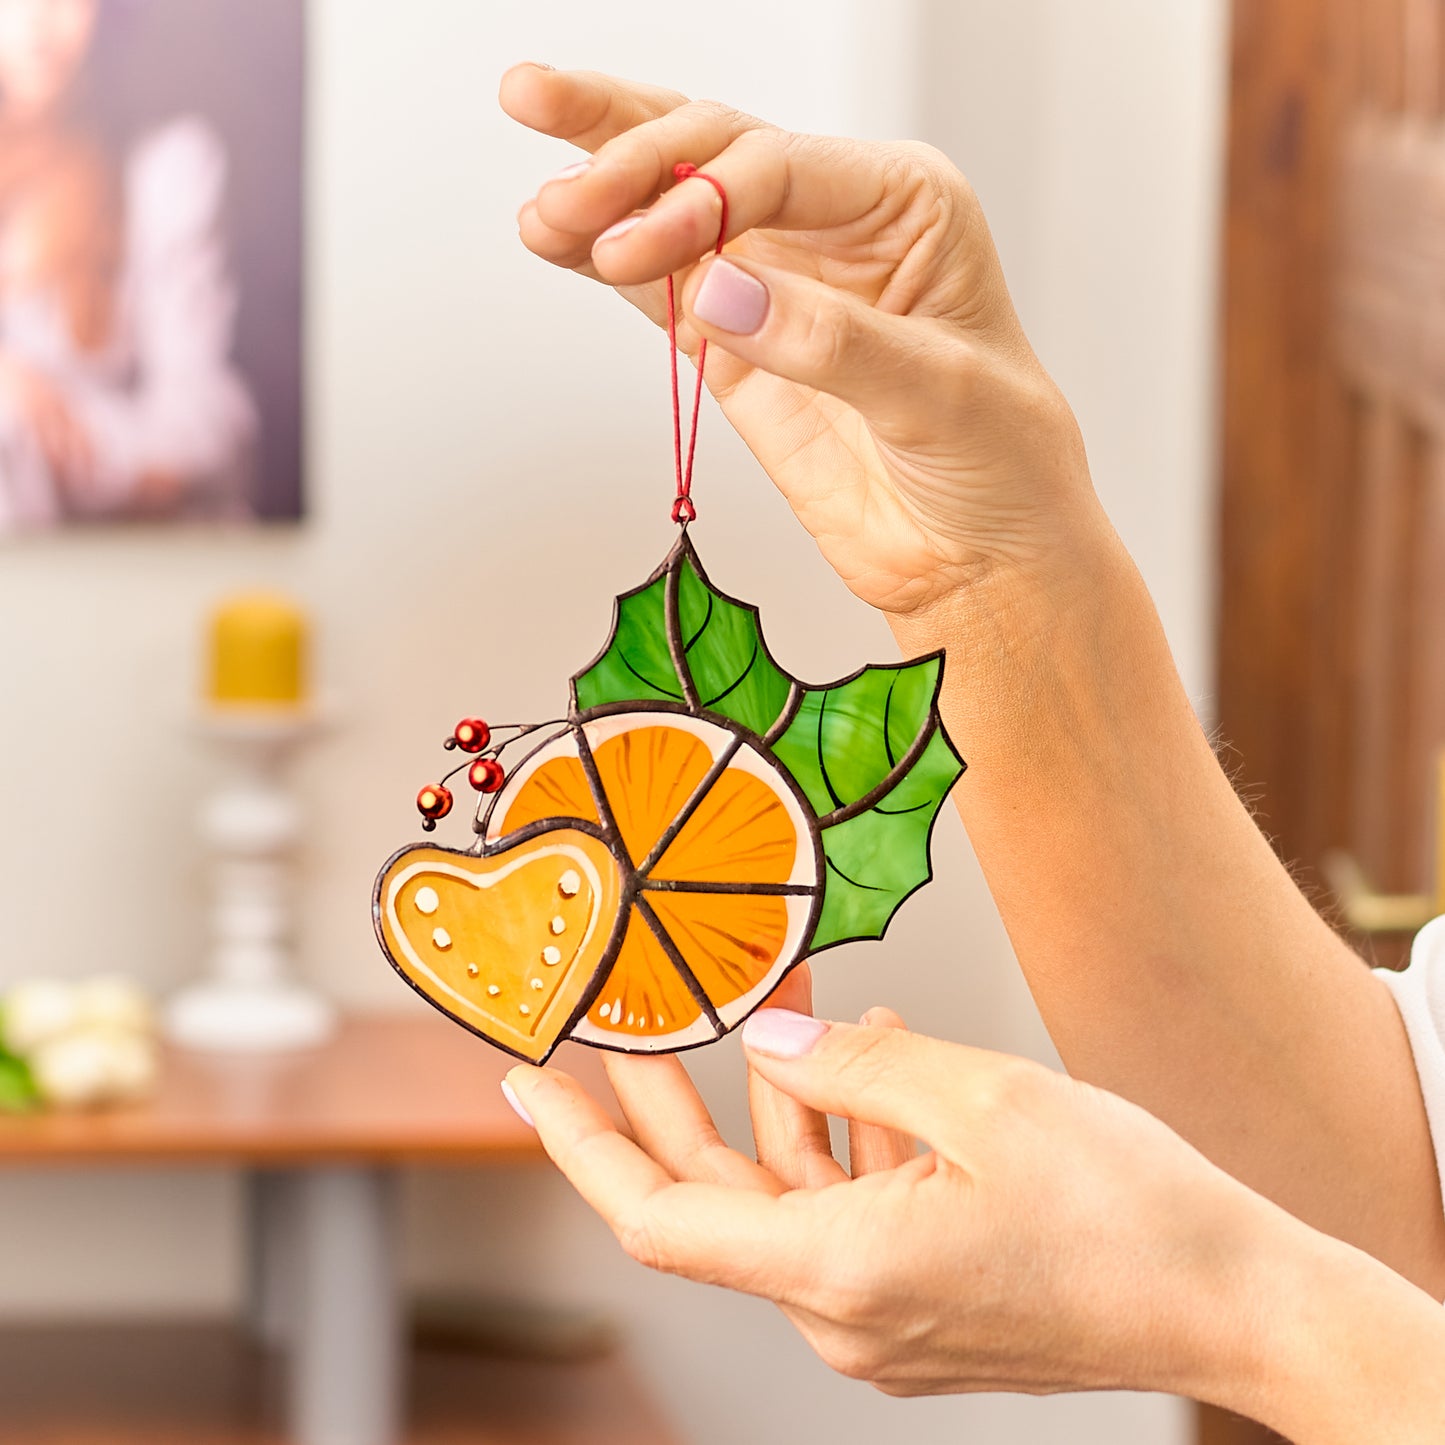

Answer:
[0,0,305,533]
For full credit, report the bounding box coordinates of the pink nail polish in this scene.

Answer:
[691,259,770,336]
[742,1007,828,1059]
[595,213,645,246]
[501,1079,535,1128]
[546,160,590,185]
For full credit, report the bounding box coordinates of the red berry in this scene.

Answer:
[452,718,491,753]
[416,783,453,821]
[468,758,505,793]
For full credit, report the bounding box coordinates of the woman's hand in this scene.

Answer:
[504,977,1445,1440]
[510,1005,1262,1404]
[500,64,1101,614]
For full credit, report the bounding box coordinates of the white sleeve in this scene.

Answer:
[70,117,257,511]
[1379,915,1445,1205]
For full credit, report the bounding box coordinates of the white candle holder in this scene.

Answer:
[165,710,335,1053]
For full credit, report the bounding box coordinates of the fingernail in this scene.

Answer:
[595,213,645,246]
[546,160,590,185]
[742,1007,828,1059]
[692,258,770,335]
[501,1078,534,1128]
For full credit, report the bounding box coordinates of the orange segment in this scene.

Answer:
[496,756,600,833]
[584,906,704,1039]
[591,726,713,863]
[650,767,797,884]
[644,890,791,1010]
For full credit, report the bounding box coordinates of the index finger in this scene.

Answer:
[742,1014,1030,1148]
[507,1063,821,1303]
[499,64,689,154]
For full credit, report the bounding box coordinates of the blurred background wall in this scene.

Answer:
[0,1,1224,1439]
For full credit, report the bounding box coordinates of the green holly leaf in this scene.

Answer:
[571,572,681,708]
[770,659,946,815]
[571,536,793,737]
[810,725,963,948]
[771,657,964,949]
[569,535,964,952]
[674,554,793,734]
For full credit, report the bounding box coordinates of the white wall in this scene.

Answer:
[924,0,1225,710]
[0,2,1224,1441]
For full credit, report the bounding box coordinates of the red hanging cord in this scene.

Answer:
[667,162,729,526]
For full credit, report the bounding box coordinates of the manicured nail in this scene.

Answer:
[595,213,645,246]
[501,1078,534,1128]
[547,160,590,185]
[527,61,555,71]
[691,258,769,335]
[742,1007,828,1059]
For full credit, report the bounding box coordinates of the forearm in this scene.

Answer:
[890,516,1445,1291]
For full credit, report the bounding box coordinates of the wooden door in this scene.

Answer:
[1214,0,1445,1440]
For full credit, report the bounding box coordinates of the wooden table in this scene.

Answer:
[0,1014,626,1445]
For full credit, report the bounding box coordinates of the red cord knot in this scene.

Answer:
[670,163,729,250]
[671,495,697,525]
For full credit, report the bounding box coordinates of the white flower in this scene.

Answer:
[29,1025,158,1109]
[3,979,79,1055]
[74,976,153,1037]
[29,1031,114,1108]
[104,1030,158,1102]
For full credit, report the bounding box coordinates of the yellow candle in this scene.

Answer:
[207,592,310,709]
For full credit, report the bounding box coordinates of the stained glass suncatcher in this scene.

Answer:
[374,533,965,1064]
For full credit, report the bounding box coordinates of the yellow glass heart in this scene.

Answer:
[375,828,623,1063]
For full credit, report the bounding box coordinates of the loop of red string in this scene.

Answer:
[667,162,729,527]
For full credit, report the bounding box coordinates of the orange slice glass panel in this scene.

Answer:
[591,726,714,864]
[498,756,600,833]
[644,890,791,1010]
[584,905,705,1038]
[650,768,797,884]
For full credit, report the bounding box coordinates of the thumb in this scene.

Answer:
[740,1007,1020,1149]
[681,254,968,429]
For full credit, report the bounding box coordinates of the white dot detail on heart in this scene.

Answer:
[414,886,439,915]
[599,1002,612,1021]
[432,927,452,950]
[558,869,581,898]
[487,984,501,997]
[519,1004,531,1017]
[530,978,545,991]
[550,915,566,936]
[466,963,479,978]
[541,945,562,966]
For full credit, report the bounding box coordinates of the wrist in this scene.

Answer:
[885,517,1188,798]
[1212,1204,1445,1442]
[885,497,1123,654]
